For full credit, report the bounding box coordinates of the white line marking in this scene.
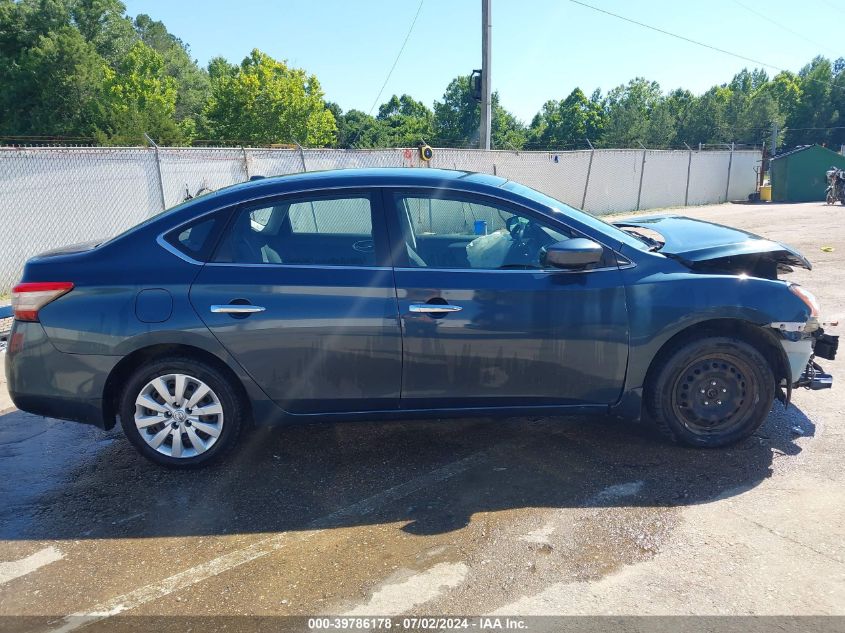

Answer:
[45,451,487,633]
[0,546,64,585]
[345,562,469,616]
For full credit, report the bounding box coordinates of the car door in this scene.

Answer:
[386,189,629,409]
[189,189,402,414]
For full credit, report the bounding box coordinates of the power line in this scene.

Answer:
[367,0,425,116]
[567,0,845,92]
[732,0,838,57]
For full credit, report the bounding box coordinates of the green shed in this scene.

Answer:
[770,144,845,202]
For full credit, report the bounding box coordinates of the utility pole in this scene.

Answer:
[479,0,492,150]
[770,122,778,156]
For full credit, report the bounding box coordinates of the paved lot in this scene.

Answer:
[0,201,843,630]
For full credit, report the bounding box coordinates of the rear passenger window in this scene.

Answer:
[166,216,217,260]
[213,195,379,267]
[289,199,373,235]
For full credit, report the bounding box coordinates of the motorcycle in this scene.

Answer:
[825,167,845,204]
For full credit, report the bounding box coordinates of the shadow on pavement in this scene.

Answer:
[0,401,814,541]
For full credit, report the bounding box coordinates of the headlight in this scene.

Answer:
[789,284,820,318]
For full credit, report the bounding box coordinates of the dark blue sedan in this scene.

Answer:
[5,169,838,467]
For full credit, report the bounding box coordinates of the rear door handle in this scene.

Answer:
[210,304,266,314]
[409,304,462,314]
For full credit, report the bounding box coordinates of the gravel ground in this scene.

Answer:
[0,201,842,630]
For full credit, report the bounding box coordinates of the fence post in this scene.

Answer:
[241,146,250,180]
[581,139,595,209]
[295,141,307,172]
[144,132,167,211]
[684,142,693,206]
[636,143,647,211]
[724,142,734,202]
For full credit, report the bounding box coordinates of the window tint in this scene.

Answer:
[404,197,513,236]
[214,195,378,267]
[289,198,373,235]
[395,194,578,270]
[166,216,217,259]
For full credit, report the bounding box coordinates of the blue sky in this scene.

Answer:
[122,0,839,123]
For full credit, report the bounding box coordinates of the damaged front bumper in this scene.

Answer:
[770,320,838,398]
[797,330,838,390]
[797,360,834,390]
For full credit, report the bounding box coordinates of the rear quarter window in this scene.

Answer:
[164,215,219,261]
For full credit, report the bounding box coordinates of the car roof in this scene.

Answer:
[120,168,514,242]
[229,167,508,195]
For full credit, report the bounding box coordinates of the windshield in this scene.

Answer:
[500,181,651,252]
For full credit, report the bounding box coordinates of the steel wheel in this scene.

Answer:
[670,353,758,437]
[134,373,224,459]
[647,336,775,447]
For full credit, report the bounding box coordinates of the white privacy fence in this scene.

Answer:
[0,146,760,293]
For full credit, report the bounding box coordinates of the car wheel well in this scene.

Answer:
[102,344,251,430]
[644,318,789,396]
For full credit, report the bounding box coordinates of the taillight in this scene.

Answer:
[11,282,74,322]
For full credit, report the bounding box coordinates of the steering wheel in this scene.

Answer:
[503,216,543,267]
[506,216,528,241]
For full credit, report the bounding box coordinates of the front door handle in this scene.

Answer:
[210,304,266,314]
[409,304,462,314]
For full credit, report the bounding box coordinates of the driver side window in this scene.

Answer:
[394,194,573,270]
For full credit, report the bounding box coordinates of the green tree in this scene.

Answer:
[339,109,386,148]
[601,78,665,147]
[0,26,106,136]
[69,0,135,64]
[644,99,676,147]
[735,85,783,145]
[207,55,237,81]
[768,71,801,125]
[786,57,834,146]
[97,40,182,144]
[664,88,698,145]
[433,75,526,149]
[0,0,72,56]
[324,102,387,148]
[683,86,732,145]
[528,88,604,149]
[827,70,845,148]
[202,49,336,146]
[376,94,435,146]
[133,13,208,133]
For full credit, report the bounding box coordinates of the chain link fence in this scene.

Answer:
[0,145,760,293]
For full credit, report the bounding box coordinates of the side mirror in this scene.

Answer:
[542,238,603,269]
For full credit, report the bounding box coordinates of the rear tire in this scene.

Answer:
[119,357,244,468]
[646,336,775,447]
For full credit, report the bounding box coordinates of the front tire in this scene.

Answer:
[119,357,244,468]
[646,336,775,447]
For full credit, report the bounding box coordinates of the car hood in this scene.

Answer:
[613,215,812,270]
